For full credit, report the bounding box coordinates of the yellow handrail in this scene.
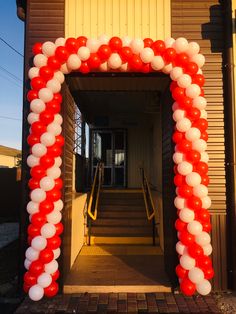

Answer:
[140,168,155,221]
[87,163,103,220]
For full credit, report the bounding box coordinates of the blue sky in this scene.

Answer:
[0,2,24,149]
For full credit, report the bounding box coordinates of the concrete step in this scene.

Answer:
[100,199,145,206]
[92,218,150,227]
[99,204,145,211]
[90,226,152,236]
[99,210,146,219]
[89,236,156,245]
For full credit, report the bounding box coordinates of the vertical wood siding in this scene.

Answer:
[171,0,227,290]
[65,0,171,39]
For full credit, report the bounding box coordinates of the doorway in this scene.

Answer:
[91,129,126,188]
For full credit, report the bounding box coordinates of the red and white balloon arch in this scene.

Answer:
[24,35,213,301]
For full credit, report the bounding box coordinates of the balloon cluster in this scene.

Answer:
[25,35,212,300]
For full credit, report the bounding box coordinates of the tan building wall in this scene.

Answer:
[0,154,17,168]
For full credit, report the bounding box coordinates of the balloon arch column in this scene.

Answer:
[24,35,213,301]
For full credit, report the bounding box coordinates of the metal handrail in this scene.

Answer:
[87,162,103,221]
[140,167,155,221]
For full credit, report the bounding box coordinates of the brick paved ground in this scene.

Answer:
[15,292,221,313]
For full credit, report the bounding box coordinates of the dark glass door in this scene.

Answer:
[92,130,126,187]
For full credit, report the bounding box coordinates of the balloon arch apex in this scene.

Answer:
[25,35,213,301]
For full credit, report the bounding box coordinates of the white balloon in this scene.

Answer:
[60,63,70,74]
[27,112,39,124]
[42,41,56,57]
[54,114,63,125]
[38,88,53,103]
[28,67,39,79]
[173,37,188,53]
[31,235,47,251]
[108,53,122,69]
[185,172,202,187]
[46,78,61,93]
[53,248,61,259]
[201,152,209,163]
[191,54,205,68]
[195,231,211,246]
[178,161,193,176]
[99,62,109,72]
[40,132,56,147]
[176,117,191,132]
[98,34,110,44]
[40,176,55,191]
[45,259,58,274]
[140,47,154,63]
[173,152,184,164]
[173,109,185,122]
[27,201,39,215]
[185,84,201,98]
[30,99,46,114]
[180,254,195,270]
[86,38,100,52]
[55,37,66,47]
[186,42,200,57]
[47,210,62,224]
[120,63,128,72]
[77,46,90,61]
[37,272,52,288]
[170,67,183,81]
[174,197,186,210]
[162,63,173,74]
[185,127,201,141]
[25,246,39,261]
[33,54,47,68]
[30,188,46,203]
[151,56,165,71]
[29,284,44,301]
[47,123,62,136]
[188,267,204,284]
[177,74,192,88]
[41,223,56,238]
[172,102,179,111]
[201,196,211,209]
[193,185,208,198]
[193,96,207,110]
[203,244,213,256]
[24,258,31,270]
[32,143,47,158]
[54,199,63,211]
[176,241,187,255]
[192,139,207,153]
[179,208,195,223]
[187,220,203,235]
[27,155,40,168]
[53,71,65,84]
[54,157,62,167]
[196,279,211,295]
[130,38,144,54]
[200,109,208,119]
[122,36,131,46]
[47,166,61,179]
[164,37,175,48]
[67,54,81,70]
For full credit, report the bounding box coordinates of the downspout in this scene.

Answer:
[222,0,236,290]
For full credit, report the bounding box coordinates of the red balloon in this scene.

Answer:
[175,219,187,232]
[29,260,44,276]
[32,42,42,55]
[55,222,64,235]
[120,46,133,62]
[201,131,208,141]
[39,109,55,125]
[31,121,47,136]
[77,36,87,47]
[185,150,201,163]
[47,236,61,250]
[47,144,62,157]
[174,174,184,186]
[197,255,212,268]
[143,38,153,48]
[79,61,90,74]
[170,81,178,92]
[97,45,112,62]
[163,48,176,63]
[40,154,55,169]
[39,66,54,81]
[54,178,63,190]
[187,196,202,211]
[176,264,188,279]
[180,278,196,296]
[203,267,214,280]
[173,165,178,174]
[200,88,205,97]
[192,74,205,87]
[151,40,165,55]
[192,118,208,132]
[31,212,47,227]
[201,174,210,186]
[178,185,193,198]
[28,224,41,237]
[28,178,40,190]
[129,55,143,71]
[31,77,46,91]
[28,236,32,245]
[196,161,208,175]
[30,165,46,180]
[141,63,151,73]
[179,230,195,246]
[27,90,38,102]
[188,243,204,258]
[55,46,69,63]
[55,135,65,147]
[172,87,185,101]
[172,131,184,144]
[87,53,101,70]
[197,208,210,222]
[39,248,54,264]
[53,93,63,104]
[47,188,61,202]
[202,221,212,232]
[23,283,30,293]
[44,281,59,297]
[46,100,61,114]
[177,139,192,152]
[109,37,122,52]
[51,270,60,281]
[187,107,201,121]
[65,37,80,53]
[185,62,199,75]
[178,96,193,110]
[39,200,54,214]
[24,271,37,286]
[47,56,61,71]
[27,134,40,146]
[175,53,189,67]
